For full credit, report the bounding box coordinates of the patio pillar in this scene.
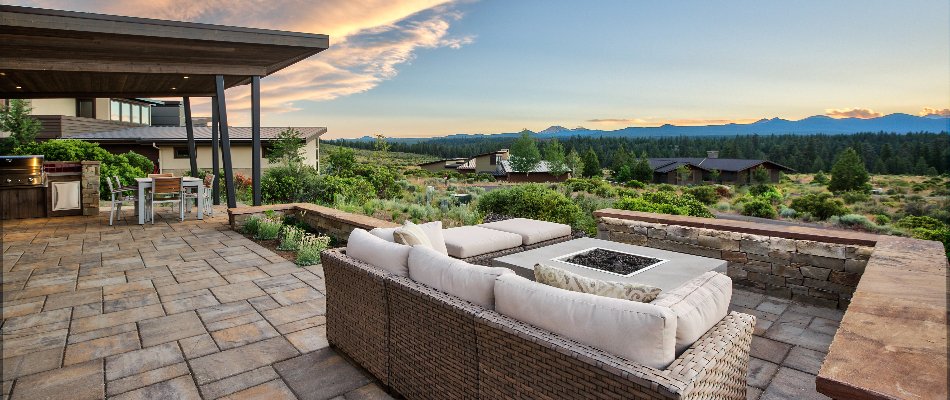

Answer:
[183,96,199,178]
[251,76,262,206]
[215,75,237,208]
[211,96,220,205]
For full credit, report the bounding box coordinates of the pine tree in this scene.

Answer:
[0,99,41,154]
[828,147,870,193]
[581,149,601,178]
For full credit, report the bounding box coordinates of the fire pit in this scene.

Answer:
[554,247,667,276]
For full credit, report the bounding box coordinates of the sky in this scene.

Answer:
[7,0,950,138]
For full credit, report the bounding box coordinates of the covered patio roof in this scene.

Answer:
[0,5,329,98]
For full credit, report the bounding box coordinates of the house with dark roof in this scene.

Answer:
[416,149,571,182]
[66,126,326,175]
[648,151,794,184]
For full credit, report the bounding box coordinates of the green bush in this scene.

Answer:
[278,225,305,251]
[840,191,870,205]
[833,214,877,231]
[261,165,315,203]
[563,178,616,197]
[296,233,331,266]
[352,164,401,199]
[300,175,374,206]
[624,180,646,189]
[741,198,776,219]
[657,184,677,192]
[789,193,849,221]
[18,139,153,198]
[614,191,713,218]
[896,216,946,231]
[685,185,719,205]
[243,215,262,236]
[255,218,283,240]
[874,214,891,225]
[910,227,950,256]
[476,184,581,226]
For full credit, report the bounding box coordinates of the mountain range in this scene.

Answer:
[349,113,949,142]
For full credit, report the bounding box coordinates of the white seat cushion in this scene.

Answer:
[408,246,513,309]
[442,226,523,258]
[370,221,448,255]
[651,271,732,354]
[346,228,411,277]
[478,218,572,245]
[494,274,677,369]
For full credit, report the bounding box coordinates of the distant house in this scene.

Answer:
[416,149,571,182]
[66,126,326,176]
[648,151,794,185]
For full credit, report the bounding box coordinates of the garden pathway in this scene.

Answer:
[1,207,837,399]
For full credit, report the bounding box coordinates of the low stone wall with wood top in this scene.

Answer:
[595,209,877,309]
[228,203,398,242]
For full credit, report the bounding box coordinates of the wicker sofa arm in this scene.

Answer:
[661,312,756,400]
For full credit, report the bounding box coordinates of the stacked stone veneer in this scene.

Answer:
[228,203,398,242]
[598,216,873,309]
[80,161,101,216]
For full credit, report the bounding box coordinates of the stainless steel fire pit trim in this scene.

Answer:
[551,247,669,277]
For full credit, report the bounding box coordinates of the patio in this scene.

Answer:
[2,208,837,399]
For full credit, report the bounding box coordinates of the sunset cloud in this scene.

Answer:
[919,107,950,117]
[15,0,473,122]
[824,108,883,119]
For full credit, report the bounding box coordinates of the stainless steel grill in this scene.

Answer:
[0,155,47,188]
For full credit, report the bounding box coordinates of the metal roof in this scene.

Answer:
[499,160,558,174]
[648,158,795,173]
[65,126,326,143]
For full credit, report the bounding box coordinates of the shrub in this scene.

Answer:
[779,207,798,218]
[614,191,713,218]
[261,165,315,203]
[789,193,849,220]
[296,233,331,266]
[874,214,891,225]
[476,184,581,226]
[685,185,719,205]
[18,139,153,198]
[624,180,646,189]
[895,216,946,231]
[243,215,262,236]
[278,225,305,251]
[300,175,374,205]
[657,184,677,192]
[352,164,401,199]
[828,147,870,193]
[255,218,283,240]
[834,214,877,231]
[910,227,950,256]
[840,191,870,204]
[714,185,732,198]
[741,198,776,219]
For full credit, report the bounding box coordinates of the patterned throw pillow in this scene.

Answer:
[534,263,662,303]
[393,221,434,249]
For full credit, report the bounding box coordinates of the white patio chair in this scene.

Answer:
[149,177,184,224]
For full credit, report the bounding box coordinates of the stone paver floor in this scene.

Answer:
[2,207,839,399]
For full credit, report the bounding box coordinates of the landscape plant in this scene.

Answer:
[789,192,849,220]
[296,233,332,266]
[509,130,541,174]
[278,225,305,251]
[0,99,41,154]
[614,191,713,218]
[255,217,283,240]
[17,139,153,198]
[828,147,871,193]
[476,184,581,226]
[542,139,570,177]
[243,215,262,236]
[581,149,601,178]
[685,185,719,205]
[741,198,776,219]
[266,127,306,166]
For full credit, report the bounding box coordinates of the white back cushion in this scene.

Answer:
[346,228,411,277]
[371,221,448,256]
[408,246,512,309]
[494,274,677,369]
[652,272,732,354]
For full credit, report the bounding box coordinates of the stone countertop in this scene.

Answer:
[816,236,948,400]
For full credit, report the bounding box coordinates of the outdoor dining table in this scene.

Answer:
[134,177,204,224]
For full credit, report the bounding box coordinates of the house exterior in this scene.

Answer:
[65,126,326,176]
[417,149,571,182]
[26,98,159,139]
[648,152,794,184]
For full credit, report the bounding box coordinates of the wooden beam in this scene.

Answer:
[251,76,262,206]
[215,75,237,208]
[183,96,199,178]
[0,59,268,76]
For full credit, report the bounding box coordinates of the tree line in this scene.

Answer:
[328,131,950,175]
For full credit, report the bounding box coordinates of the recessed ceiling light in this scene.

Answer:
[0,72,6,76]
[15,86,21,89]
[183,76,189,79]
[171,87,177,90]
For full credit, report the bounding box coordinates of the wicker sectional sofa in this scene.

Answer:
[322,245,755,400]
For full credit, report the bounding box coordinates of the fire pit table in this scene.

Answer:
[492,237,727,291]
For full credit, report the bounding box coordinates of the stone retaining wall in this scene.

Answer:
[228,203,398,242]
[597,212,874,309]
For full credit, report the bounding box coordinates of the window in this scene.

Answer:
[131,105,141,124]
[489,154,497,165]
[142,106,151,125]
[173,147,190,159]
[110,100,121,121]
[76,98,94,118]
[123,103,132,123]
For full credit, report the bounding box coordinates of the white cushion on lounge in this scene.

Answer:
[478,218,572,245]
[442,226,523,258]
[346,228,411,277]
[651,271,732,354]
[494,274,677,368]
[370,221,448,255]
[408,246,513,309]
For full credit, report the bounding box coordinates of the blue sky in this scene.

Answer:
[11,0,950,138]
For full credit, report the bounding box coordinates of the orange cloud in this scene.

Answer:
[919,107,950,117]
[824,108,882,119]
[15,0,472,123]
